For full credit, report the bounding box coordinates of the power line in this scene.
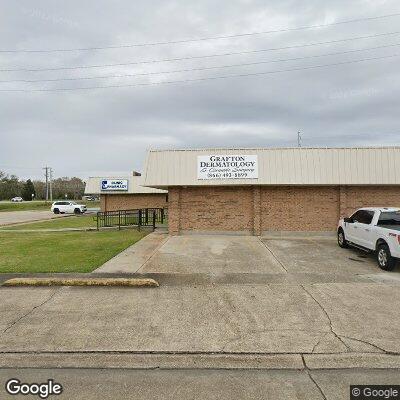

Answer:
[1,12,400,53]
[1,52,398,93]
[2,30,400,73]
[1,42,399,84]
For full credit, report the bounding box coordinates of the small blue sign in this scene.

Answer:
[100,179,128,191]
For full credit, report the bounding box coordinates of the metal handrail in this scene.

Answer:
[94,208,166,231]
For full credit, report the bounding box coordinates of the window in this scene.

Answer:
[350,210,374,224]
[377,211,400,227]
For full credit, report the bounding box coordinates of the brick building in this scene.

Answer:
[85,172,168,212]
[142,147,400,235]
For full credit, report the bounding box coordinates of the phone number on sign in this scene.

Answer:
[206,172,249,179]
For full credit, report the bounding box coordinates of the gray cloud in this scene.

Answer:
[0,0,399,180]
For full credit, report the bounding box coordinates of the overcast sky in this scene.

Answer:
[0,0,399,180]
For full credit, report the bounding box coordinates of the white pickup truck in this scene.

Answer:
[337,207,400,271]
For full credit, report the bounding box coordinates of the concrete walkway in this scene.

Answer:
[94,232,168,273]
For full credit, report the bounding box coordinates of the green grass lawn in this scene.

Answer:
[0,200,100,212]
[3,215,97,230]
[0,230,146,273]
[0,201,51,212]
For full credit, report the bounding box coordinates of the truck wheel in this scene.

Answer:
[53,208,60,214]
[74,208,81,215]
[376,244,397,271]
[337,229,348,248]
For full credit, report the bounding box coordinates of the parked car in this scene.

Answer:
[51,201,87,215]
[11,197,23,202]
[337,207,400,271]
[83,196,96,201]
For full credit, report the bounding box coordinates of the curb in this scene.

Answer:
[304,353,400,370]
[2,277,159,287]
[0,353,303,370]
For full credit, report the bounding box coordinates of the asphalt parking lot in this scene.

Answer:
[1,234,399,399]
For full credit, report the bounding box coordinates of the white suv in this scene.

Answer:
[51,201,87,215]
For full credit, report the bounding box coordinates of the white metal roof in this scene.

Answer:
[85,174,167,194]
[143,147,400,187]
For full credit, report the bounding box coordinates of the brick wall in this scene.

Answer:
[100,193,168,212]
[168,188,181,235]
[261,186,340,232]
[339,186,400,217]
[168,186,254,234]
[168,185,400,235]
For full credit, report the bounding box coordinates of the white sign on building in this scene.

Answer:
[197,155,258,180]
[100,179,129,191]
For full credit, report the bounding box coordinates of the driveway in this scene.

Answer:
[0,210,65,226]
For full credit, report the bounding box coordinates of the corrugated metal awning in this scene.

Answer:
[142,147,400,188]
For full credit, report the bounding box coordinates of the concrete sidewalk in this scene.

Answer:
[94,232,168,273]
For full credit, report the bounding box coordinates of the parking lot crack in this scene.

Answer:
[301,355,327,400]
[2,289,59,334]
[311,332,329,354]
[339,334,388,354]
[301,285,350,353]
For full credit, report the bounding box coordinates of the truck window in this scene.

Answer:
[377,211,400,227]
[351,210,374,224]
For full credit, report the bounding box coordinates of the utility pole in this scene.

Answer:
[43,166,54,202]
[297,130,302,147]
[49,167,53,202]
[43,166,49,202]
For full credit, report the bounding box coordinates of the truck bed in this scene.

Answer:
[377,225,400,231]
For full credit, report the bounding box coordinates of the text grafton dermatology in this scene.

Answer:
[199,155,256,168]
[197,155,258,180]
